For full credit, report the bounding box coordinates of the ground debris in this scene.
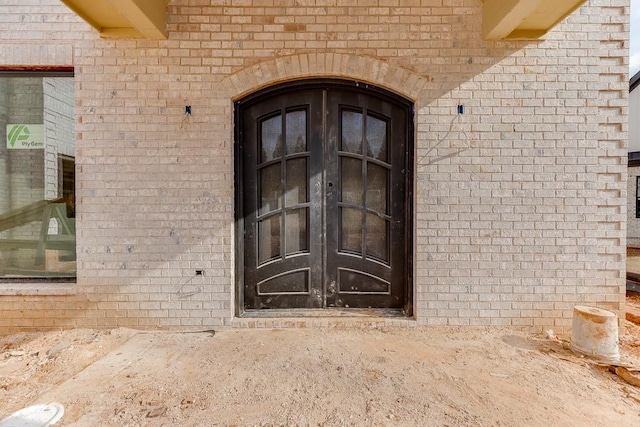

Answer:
[622,386,640,404]
[611,366,640,388]
[47,342,70,359]
[146,406,167,418]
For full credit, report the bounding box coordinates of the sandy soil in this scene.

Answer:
[1,314,640,427]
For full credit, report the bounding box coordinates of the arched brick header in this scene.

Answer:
[223,53,430,102]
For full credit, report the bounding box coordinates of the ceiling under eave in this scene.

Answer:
[60,0,167,40]
[59,0,585,41]
[480,0,587,40]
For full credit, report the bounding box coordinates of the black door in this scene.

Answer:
[236,81,412,312]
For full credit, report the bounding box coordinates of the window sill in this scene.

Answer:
[0,282,76,296]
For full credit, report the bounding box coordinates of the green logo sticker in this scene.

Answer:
[6,124,43,149]
[7,124,30,148]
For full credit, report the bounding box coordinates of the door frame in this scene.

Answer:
[234,79,414,317]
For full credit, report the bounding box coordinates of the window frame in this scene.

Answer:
[0,68,76,288]
[636,176,640,219]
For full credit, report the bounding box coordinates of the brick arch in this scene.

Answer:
[224,53,429,101]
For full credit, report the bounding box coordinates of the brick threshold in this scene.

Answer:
[230,309,416,328]
[240,308,406,318]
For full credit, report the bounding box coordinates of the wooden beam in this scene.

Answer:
[105,0,167,39]
[482,0,543,40]
[60,0,103,32]
[99,27,145,39]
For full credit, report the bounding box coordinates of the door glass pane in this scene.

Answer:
[260,114,283,163]
[366,162,388,214]
[285,158,307,206]
[258,215,281,264]
[340,207,362,254]
[285,208,308,255]
[341,110,362,154]
[259,163,281,215]
[286,110,306,154]
[340,157,362,205]
[366,213,389,263]
[366,114,388,162]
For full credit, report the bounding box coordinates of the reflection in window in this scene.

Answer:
[340,207,362,255]
[341,110,363,154]
[341,157,362,205]
[366,162,388,214]
[260,163,282,215]
[0,75,76,278]
[260,114,283,162]
[366,213,389,262]
[366,114,388,161]
[285,209,308,255]
[285,158,308,207]
[258,215,281,264]
[286,110,306,154]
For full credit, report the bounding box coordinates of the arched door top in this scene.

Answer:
[225,53,427,103]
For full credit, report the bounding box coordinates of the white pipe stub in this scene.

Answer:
[0,402,64,427]
[569,305,620,363]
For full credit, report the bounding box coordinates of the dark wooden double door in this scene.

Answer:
[237,82,412,311]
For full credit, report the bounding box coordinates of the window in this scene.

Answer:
[0,72,75,279]
[637,176,640,219]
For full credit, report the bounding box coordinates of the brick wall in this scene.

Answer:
[0,0,629,333]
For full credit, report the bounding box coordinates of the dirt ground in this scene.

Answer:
[2,312,640,427]
[1,253,639,426]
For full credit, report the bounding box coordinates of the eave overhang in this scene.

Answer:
[60,0,584,41]
[480,0,587,40]
[60,0,167,40]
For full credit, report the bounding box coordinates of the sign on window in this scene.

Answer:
[6,124,44,149]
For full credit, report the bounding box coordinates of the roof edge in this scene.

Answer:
[631,71,640,92]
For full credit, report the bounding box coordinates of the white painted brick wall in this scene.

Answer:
[0,0,628,333]
[44,77,74,200]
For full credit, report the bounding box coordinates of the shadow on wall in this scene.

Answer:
[7,0,601,329]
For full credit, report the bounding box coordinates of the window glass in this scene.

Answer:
[285,110,306,154]
[637,176,640,219]
[341,110,363,154]
[260,114,282,163]
[0,75,76,278]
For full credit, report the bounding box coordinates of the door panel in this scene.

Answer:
[241,90,324,309]
[324,89,408,309]
[238,82,410,311]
